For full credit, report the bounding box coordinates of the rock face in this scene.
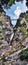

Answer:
[0,12,14,45]
[22,37,28,46]
[0,12,28,65]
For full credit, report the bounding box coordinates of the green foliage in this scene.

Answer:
[20,48,28,60]
[25,14,28,22]
[1,55,6,62]
[20,27,27,34]
[9,0,14,4]
[0,21,2,25]
[0,42,2,45]
[15,19,21,28]
[21,22,26,28]
[0,29,2,33]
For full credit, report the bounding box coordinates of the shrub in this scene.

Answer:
[20,48,28,60]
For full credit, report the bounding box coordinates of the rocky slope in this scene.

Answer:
[0,11,28,65]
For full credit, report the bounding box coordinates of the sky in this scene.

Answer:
[4,0,28,26]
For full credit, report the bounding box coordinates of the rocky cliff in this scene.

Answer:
[0,11,28,65]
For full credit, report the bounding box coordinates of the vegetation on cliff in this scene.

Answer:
[20,48,28,60]
[0,0,28,65]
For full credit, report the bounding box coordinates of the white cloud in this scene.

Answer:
[11,7,21,26]
[14,7,21,19]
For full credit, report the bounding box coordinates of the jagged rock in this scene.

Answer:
[22,37,28,46]
[0,12,28,65]
[0,11,14,45]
